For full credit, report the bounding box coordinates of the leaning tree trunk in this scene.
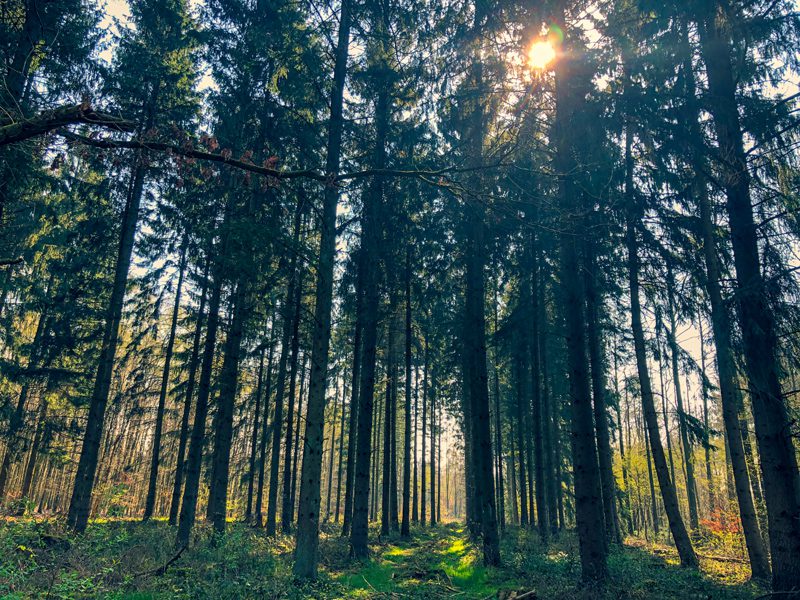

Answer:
[293,0,352,578]
[67,148,148,533]
[697,3,799,589]
[665,264,699,531]
[67,87,161,532]
[624,125,697,568]
[144,241,187,520]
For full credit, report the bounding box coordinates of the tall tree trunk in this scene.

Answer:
[552,7,607,579]
[624,124,697,567]
[584,238,620,544]
[679,6,777,581]
[144,241,188,520]
[335,377,347,522]
[666,265,699,530]
[515,353,529,527]
[176,258,224,548]
[700,3,800,588]
[255,343,275,527]
[349,69,388,559]
[697,319,715,512]
[342,267,362,536]
[67,146,149,533]
[420,338,427,527]
[168,257,209,526]
[245,346,267,522]
[401,246,412,537]
[493,283,505,532]
[208,280,248,534]
[325,379,340,521]
[0,302,48,499]
[282,266,304,533]
[293,0,352,576]
[381,327,394,536]
[429,377,437,526]
[460,12,500,562]
[266,195,304,535]
[290,355,307,518]
[412,363,419,524]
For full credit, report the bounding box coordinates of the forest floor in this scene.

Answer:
[0,517,766,599]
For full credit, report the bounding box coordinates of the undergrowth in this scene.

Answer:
[0,518,765,599]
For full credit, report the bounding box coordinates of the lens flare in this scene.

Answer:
[528,40,555,70]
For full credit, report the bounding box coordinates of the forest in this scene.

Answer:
[0,0,799,598]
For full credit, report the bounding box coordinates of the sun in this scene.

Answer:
[528,40,556,70]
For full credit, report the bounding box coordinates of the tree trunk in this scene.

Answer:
[625,123,697,567]
[349,70,388,559]
[666,265,699,530]
[168,257,209,526]
[325,379,340,521]
[255,343,275,527]
[293,0,352,576]
[342,265,362,536]
[67,151,148,533]
[552,9,607,579]
[421,339,427,527]
[696,161,772,579]
[335,377,347,522]
[282,265,304,533]
[245,346,267,522]
[176,258,224,548]
[401,245,412,537]
[584,238,620,544]
[208,279,248,534]
[0,302,48,499]
[144,241,188,520]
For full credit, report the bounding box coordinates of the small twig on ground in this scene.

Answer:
[133,544,187,578]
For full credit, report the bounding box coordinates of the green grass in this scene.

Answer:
[0,518,765,599]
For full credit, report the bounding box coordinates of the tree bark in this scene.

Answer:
[552,8,607,579]
[168,257,209,526]
[624,123,697,567]
[584,237,620,544]
[401,245,412,537]
[144,241,187,520]
[67,149,148,533]
[176,257,224,548]
[666,265,699,531]
[293,0,352,576]
[245,346,267,522]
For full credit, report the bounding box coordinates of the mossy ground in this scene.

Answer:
[0,518,764,599]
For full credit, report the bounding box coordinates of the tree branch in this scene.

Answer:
[0,103,134,147]
[58,131,510,185]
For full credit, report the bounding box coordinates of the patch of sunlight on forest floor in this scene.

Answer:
[0,517,765,599]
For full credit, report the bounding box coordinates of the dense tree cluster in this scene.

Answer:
[1,0,799,592]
